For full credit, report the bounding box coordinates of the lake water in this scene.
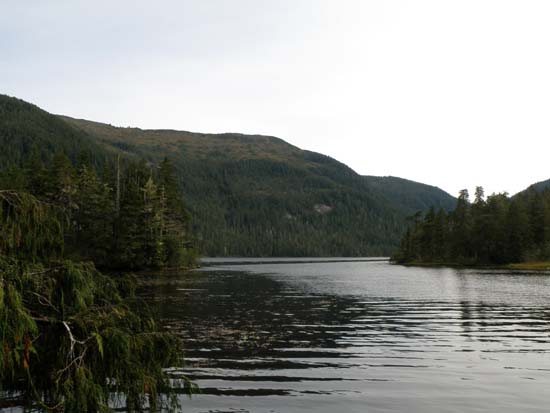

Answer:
[141,258,550,413]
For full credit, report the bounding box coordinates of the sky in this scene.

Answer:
[2,0,550,196]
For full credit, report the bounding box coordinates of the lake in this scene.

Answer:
[141,258,550,413]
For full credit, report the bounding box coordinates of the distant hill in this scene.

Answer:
[518,179,550,195]
[60,115,456,256]
[363,176,456,214]
[0,93,456,256]
[0,95,111,169]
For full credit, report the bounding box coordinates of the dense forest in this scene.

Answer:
[1,94,458,258]
[0,95,197,269]
[0,153,196,270]
[393,186,550,265]
[4,91,550,410]
[0,95,196,410]
[61,114,456,256]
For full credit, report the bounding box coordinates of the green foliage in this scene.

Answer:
[109,159,196,269]
[0,95,198,410]
[0,190,64,261]
[1,93,457,257]
[363,176,456,214]
[0,189,193,411]
[393,186,550,265]
[0,153,196,270]
[0,95,109,171]
[60,114,456,257]
[1,259,188,412]
[71,165,115,263]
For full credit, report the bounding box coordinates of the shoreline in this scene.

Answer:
[391,260,550,271]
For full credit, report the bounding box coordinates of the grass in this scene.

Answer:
[505,262,550,270]
[394,260,550,271]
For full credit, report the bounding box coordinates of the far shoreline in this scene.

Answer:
[391,260,550,271]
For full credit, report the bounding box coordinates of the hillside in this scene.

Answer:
[0,95,112,170]
[60,115,455,256]
[363,176,456,214]
[0,93,456,256]
[519,179,550,195]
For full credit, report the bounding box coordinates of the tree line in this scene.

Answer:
[393,186,550,265]
[1,151,197,269]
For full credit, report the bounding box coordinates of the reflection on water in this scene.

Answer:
[141,260,550,413]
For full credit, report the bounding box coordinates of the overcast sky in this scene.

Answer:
[2,1,550,196]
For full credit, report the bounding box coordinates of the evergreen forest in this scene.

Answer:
[394,186,550,265]
[0,95,197,411]
[61,115,456,257]
[5,91,550,410]
[1,94,458,257]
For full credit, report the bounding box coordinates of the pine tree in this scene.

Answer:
[71,165,115,264]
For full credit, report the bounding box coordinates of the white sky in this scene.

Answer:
[2,0,550,196]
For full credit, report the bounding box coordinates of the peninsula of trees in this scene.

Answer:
[394,186,550,266]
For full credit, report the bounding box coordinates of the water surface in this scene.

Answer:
[143,259,550,412]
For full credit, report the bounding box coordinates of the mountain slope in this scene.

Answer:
[60,115,455,256]
[0,93,456,256]
[518,179,550,195]
[0,95,112,169]
[60,116,397,255]
[363,176,456,214]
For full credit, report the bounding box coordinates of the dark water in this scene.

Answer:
[142,259,550,413]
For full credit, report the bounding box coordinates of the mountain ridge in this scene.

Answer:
[1,93,456,256]
[519,178,550,195]
[58,112,456,256]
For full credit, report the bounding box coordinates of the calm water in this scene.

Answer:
[139,259,550,412]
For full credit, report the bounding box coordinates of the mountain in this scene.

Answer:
[0,95,112,169]
[510,179,550,204]
[0,93,455,256]
[60,115,455,256]
[362,176,456,214]
[518,179,550,195]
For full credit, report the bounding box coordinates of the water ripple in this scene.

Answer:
[139,261,550,412]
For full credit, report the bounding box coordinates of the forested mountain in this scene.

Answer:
[0,95,196,410]
[0,95,197,268]
[518,178,550,195]
[60,115,455,256]
[1,93,456,256]
[362,176,455,214]
[0,95,111,168]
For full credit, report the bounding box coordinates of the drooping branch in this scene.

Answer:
[0,190,64,260]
